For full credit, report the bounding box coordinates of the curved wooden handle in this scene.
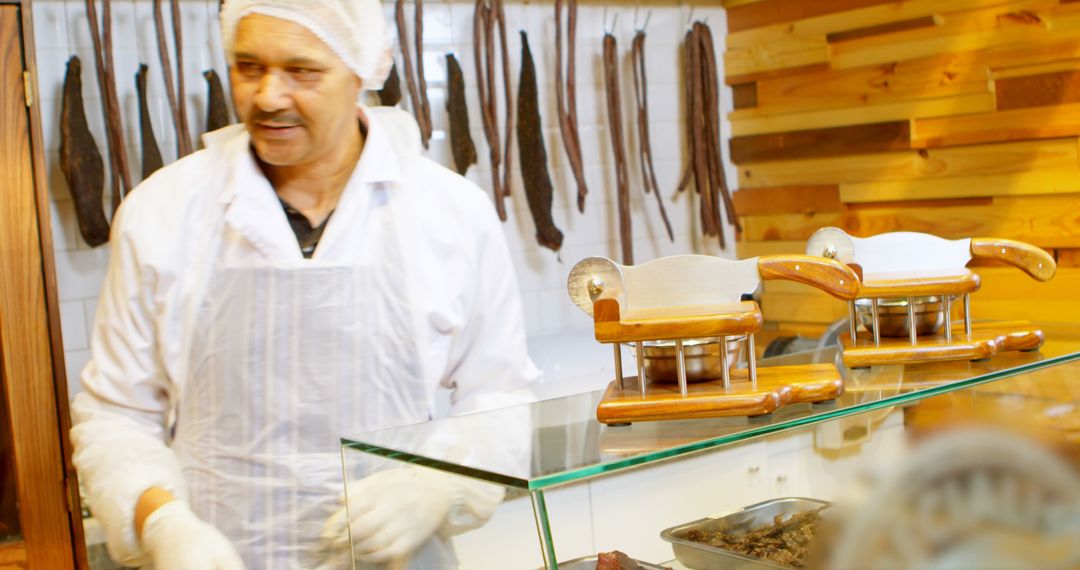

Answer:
[970,238,1056,282]
[758,255,861,300]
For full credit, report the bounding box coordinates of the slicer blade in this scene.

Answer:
[567,257,624,317]
[807,227,856,264]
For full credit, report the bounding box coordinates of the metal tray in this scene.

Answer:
[552,554,672,569]
[659,497,829,570]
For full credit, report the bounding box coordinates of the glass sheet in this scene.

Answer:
[342,324,1080,490]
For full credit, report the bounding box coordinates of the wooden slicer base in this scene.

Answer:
[841,320,1044,368]
[596,364,844,425]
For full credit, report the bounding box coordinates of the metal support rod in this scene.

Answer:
[871,298,881,347]
[944,295,953,343]
[747,334,758,391]
[847,301,858,345]
[676,338,688,397]
[613,343,623,389]
[720,336,731,390]
[964,293,972,337]
[907,296,917,346]
[530,490,559,570]
[635,341,646,396]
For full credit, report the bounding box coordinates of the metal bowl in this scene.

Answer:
[854,296,945,337]
[627,337,745,383]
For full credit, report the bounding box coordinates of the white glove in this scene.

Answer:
[321,467,503,564]
[140,501,246,570]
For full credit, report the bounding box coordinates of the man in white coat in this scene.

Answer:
[69,1,537,568]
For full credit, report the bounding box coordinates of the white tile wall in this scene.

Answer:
[31,1,737,398]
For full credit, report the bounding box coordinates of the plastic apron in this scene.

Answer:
[170,155,450,569]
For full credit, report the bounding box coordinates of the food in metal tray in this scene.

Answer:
[685,508,823,568]
[596,550,670,569]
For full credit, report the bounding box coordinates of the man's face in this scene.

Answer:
[229,14,362,166]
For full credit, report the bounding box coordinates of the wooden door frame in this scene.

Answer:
[1,0,84,568]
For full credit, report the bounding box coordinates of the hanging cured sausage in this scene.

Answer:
[554,0,588,212]
[154,0,193,157]
[631,29,674,242]
[204,69,230,134]
[473,0,510,220]
[377,63,402,107]
[84,0,131,212]
[60,56,110,248]
[603,32,633,265]
[517,32,563,252]
[679,21,738,248]
[445,53,478,176]
[136,64,164,179]
[395,0,432,148]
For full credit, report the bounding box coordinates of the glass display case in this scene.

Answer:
[341,324,1080,569]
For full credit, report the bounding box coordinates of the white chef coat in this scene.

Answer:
[70,106,539,567]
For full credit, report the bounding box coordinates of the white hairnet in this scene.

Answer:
[220,0,393,90]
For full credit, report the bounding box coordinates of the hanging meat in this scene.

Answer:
[603,32,633,265]
[492,0,513,196]
[377,63,402,107]
[136,64,164,179]
[204,69,230,133]
[631,29,674,242]
[154,0,193,157]
[676,29,694,195]
[516,32,563,252]
[170,0,193,152]
[60,56,110,248]
[445,54,477,176]
[395,0,431,148]
[84,0,131,213]
[554,0,588,212]
[698,23,739,232]
[414,0,432,145]
[679,22,739,248]
[473,0,508,220]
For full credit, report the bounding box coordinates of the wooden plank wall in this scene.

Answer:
[725,0,1080,336]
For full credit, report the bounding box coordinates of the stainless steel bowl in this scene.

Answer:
[627,337,745,383]
[854,296,945,337]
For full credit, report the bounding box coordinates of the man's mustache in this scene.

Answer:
[250,113,304,126]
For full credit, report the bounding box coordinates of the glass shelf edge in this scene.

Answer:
[527,350,1080,489]
[342,350,1080,492]
[339,440,533,490]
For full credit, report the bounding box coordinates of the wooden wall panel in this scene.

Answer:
[726,0,895,33]
[725,0,1080,334]
[830,0,1065,71]
[839,170,1080,202]
[726,0,1021,50]
[972,267,1080,323]
[732,83,758,109]
[740,195,1080,246]
[731,186,842,215]
[737,138,1079,188]
[735,240,807,259]
[724,37,830,78]
[1057,248,1080,266]
[753,52,992,115]
[826,16,942,43]
[730,93,993,136]
[912,101,1080,147]
[995,69,1080,109]
[729,121,910,163]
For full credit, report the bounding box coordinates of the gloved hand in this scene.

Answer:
[321,467,502,564]
[140,501,246,570]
